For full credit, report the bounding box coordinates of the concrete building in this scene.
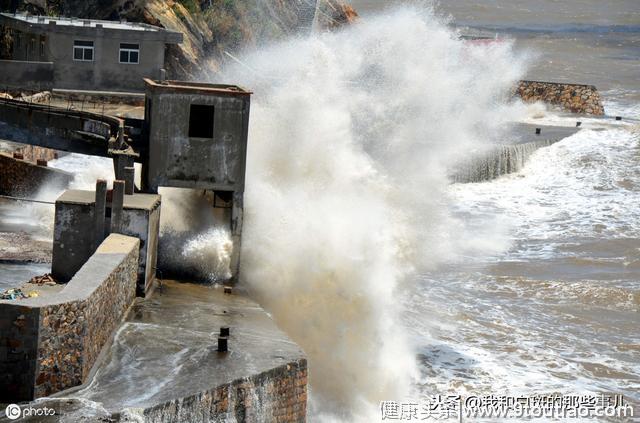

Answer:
[52,189,161,296]
[0,13,182,91]
[143,79,252,283]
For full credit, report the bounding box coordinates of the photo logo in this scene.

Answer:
[4,403,56,420]
[5,404,20,420]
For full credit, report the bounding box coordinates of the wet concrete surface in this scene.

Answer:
[503,122,580,145]
[53,280,305,413]
[0,232,51,264]
[0,263,50,292]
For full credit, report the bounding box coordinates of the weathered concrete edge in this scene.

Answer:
[113,358,308,422]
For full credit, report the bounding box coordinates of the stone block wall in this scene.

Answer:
[133,359,308,423]
[0,152,72,196]
[0,234,139,402]
[516,80,605,115]
[0,305,40,400]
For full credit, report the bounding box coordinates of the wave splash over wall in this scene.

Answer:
[208,6,528,420]
[453,139,556,183]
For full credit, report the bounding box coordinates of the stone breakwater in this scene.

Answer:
[516,80,605,115]
[0,234,139,402]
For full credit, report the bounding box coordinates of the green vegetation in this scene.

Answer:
[177,0,200,15]
[204,0,251,50]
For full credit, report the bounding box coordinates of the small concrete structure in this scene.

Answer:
[0,13,182,91]
[52,189,160,295]
[144,79,252,283]
[0,78,253,286]
[0,234,139,402]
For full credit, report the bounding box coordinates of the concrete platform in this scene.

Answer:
[1,281,307,422]
[499,122,580,145]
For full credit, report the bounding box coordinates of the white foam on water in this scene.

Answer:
[49,153,116,190]
[450,126,640,245]
[428,104,640,409]
[157,188,234,282]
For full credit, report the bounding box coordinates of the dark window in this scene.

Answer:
[73,40,94,61]
[119,43,139,64]
[188,105,215,138]
[39,36,45,57]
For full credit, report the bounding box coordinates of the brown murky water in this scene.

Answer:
[351,0,640,415]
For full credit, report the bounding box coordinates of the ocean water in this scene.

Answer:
[0,1,637,421]
[345,0,640,419]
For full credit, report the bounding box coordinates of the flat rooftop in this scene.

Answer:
[144,79,253,96]
[503,122,580,145]
[1,12,162,32]
[57,189,161,211]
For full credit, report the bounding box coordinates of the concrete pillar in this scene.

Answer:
[230,191,244,284]
[113,154,134,181]
[94,179,107,249]
[111,180,125,234]
[124,166,135,195]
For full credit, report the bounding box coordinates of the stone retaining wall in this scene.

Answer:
[0,152,72,196]
[4,360,308,422]
[0,234,139,402]
[134,360,307,422]
[516,80,605,115]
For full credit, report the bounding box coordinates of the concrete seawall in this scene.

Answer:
[516,80,604,115]
[3,281,309,422]
[0,234,139,402]
[452,124,580,183]
[0,152,72,196]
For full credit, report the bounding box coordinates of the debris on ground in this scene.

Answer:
[29,273,58,286]
[1,288,27,300]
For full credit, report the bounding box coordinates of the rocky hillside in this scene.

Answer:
[0,0,357,79]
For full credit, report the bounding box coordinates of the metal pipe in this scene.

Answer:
[217,337,228,352]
